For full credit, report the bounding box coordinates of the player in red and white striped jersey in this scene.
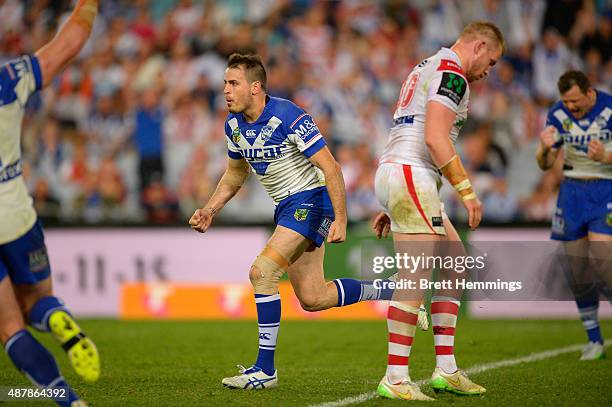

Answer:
[373,21,505,400]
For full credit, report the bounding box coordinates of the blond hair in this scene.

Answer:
[460,21,505,54]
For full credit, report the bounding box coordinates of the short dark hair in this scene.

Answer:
[227,53,267,91]
[557,70,591,95]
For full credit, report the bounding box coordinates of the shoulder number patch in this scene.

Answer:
[436,72,466,106]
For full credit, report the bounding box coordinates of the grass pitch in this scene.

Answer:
[0,318,610,406]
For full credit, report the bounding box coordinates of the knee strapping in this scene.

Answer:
[250,246,290,295]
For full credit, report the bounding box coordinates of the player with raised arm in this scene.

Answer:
[189,53,396,390]
[372,22,504,399]
[536,70,611,360]
[0,1,100,406]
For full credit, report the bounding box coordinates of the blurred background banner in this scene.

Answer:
[119,281,390,320]
[43,225,610,319]
[46,227,267,316]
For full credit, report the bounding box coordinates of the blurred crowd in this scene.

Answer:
[1,0,610,225]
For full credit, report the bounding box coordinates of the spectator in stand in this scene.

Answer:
[133,87,165,193]
[142,173,179,224]
[520,168,561,221]
[83,89,130,161]
[97,157,126,220]
[178,145,213,218]
[533,27,579,104]
[32,178,61,223]
[163,92,209,188]
[2,0,609,225]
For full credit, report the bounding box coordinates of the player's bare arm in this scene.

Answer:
[536,126,561,170]
[308,146,347,243]
[424,101,482,230]
[35,0,98,89]
[189,156,250,233]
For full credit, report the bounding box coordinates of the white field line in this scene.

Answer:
[310,341,610,407]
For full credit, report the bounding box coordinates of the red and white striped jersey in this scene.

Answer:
[379,48,470,171]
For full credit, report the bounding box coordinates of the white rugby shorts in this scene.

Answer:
[375,162,447,235]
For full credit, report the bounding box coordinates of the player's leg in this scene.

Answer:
[222,225,311,389]
[588,231,612,303]
[251,226,308,374]
[14,278,100,381]
[586,179,612,303]
[373,232,435,401]
[0,274,84,407]
[375,232,438,401]
[429,218,485,395]
[562,237,603,360]
[430,219,462,374]
[586,178,612,302]
[551,180,607,359]
[286,242,335,310]
[4,221,100,381]
[287,242,395,312]
[0,273,25,345]
[374,163,442,400]
[576,230,612,360]
[280,185,394,311]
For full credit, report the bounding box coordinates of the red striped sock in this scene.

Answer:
[431,298,460,374]
[386,301,418,383]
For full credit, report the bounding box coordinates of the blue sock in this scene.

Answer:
[29,296,69,332]
[576,299,603,344]
[254,293,281,376]
[333,278,394,306]
[4,330,80,407]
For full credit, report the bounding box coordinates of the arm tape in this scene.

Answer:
[70,0,98,32]
[439,154,477,202]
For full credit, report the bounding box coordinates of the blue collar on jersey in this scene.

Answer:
[236,95,273,126]
[560,90,610,128]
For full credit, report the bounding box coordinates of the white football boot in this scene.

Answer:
[222,365,278,389]
[579,341,605,360]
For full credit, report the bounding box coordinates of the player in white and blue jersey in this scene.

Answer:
[0,2,100,406]
[536,70,611,360]
[189,54,394,390]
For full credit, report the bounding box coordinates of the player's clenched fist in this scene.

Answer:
[189,207,215,233]
[327,218,347,243]
[462,196,482,231]
[539,126,558,149]
[587,139,606,162]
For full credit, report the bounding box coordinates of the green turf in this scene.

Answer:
[0,318,610,406]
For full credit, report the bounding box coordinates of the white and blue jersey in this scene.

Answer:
[0,55,52,284]
[225,96,333,246]
[225,96,327,203]
[546,90,611,180]
[545,90,612,240]
[0,55,42,244]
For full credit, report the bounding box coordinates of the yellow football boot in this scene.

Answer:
[431,367,485,395]
[49,311,100,382]
[377,376,434,401]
